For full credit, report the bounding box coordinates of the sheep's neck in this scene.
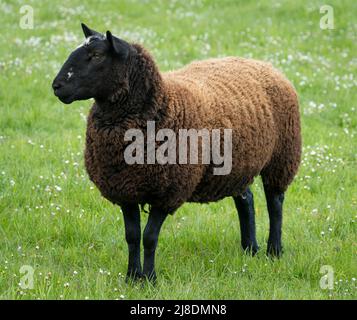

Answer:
[93,46,167,131]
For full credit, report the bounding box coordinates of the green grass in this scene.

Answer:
[0,0,356,299]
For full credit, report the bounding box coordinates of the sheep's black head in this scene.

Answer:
[52,23,133,104]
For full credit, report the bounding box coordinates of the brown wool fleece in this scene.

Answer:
[85,44,301,214]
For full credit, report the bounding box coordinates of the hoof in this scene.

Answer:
[242,242,259,256]
[266,242,283,258]
[142,271,157,285]
[125,270,143,283]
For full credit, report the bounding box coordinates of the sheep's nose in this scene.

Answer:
[52,80,62,91]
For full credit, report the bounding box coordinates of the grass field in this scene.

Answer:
[0,0,356,300]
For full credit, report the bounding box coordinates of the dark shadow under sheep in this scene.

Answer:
[52,24,301,282]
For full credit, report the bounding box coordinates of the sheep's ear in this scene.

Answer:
[81,23,101,38]
[106,30,130,60]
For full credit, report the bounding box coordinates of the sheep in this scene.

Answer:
[52,23,302,282]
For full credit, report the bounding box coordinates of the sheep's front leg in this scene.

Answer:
[143,207,168,282]
[121,203,142,282]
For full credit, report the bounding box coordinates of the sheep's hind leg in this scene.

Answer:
[233,188,259,255]
[143,207,168,283]
[263,185,284,257]
[121,203,143,282]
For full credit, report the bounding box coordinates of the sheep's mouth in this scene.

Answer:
[54,88,75,104]
[58,94,75,104]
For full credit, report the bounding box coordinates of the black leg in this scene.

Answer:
[264,186,284,257]
[121,203,142,281]
[143,207,168,282]
[234,188,259,255]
